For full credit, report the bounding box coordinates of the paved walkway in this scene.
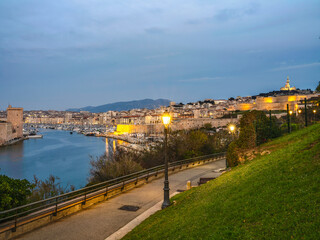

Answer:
[17,159,226,240]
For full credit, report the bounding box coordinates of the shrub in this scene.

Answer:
[88,150,143,184]
[0,175,32,211]
[29,175,74,202]
[226,142,240,167]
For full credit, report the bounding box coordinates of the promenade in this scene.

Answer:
[17,159,226,240]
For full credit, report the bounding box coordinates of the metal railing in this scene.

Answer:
[0,152,226,232]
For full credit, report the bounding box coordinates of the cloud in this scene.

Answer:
[185,19,203,25]
[270,62,320,71]
[145,27,165,34]
[214,9,239,22]
[214,3,260,22]
[179,77,223,83]
[144,52,180,60]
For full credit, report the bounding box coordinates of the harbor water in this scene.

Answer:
[0,129,117,188]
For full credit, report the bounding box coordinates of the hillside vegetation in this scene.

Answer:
[124,123,320,240]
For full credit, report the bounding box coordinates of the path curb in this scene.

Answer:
[105,192,179,240]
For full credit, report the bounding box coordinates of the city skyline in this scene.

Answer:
[1,0,319,110]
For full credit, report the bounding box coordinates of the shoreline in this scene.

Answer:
[0,137,24,147]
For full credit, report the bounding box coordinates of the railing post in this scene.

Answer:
[12,210,17,232]
[53,197,58,216]
[105,185,108,197]
[82,190,86,205]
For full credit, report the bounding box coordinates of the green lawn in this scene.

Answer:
[123,124,320,240]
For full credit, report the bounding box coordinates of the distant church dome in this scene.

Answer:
[280,76,296,91]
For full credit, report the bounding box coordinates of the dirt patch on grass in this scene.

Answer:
[303,140,320,151]
[238,147,272,163]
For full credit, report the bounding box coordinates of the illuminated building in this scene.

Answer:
[280,76,296,91]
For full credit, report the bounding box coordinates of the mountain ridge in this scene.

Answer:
[66,98,171,113]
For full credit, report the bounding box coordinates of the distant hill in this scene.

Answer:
[66,99,171,113]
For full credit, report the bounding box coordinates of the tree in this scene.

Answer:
[0,175,32,211]
[226,142,239,167]
[226,110,282,166]
[316,81,320,92]
[203,123,212,130]
[168,129,217,160]
[88,149,143,184]
[30,175,74,202]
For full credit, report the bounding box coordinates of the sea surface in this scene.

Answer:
[0,129,116,188]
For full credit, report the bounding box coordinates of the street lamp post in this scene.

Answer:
[228,124,236,168]
[161,110,171,209]
[269,110,272,131]
[287,104,291,133]
[304,98,308,127]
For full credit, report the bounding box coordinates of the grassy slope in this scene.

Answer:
[123,124,320,240]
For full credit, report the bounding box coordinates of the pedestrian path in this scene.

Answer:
[17,159,226,240]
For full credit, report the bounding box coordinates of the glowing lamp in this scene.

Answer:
[229,124,236,133]
[298,109,302,114]
[289,110,293,115]
[162,111,171,128]
[313,110,317,113]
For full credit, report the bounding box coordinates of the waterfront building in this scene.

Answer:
[64,113,73,123]
[7,105,23,139]
[0,122,13,145]
[0,105,23,146]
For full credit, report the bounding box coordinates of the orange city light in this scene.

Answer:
[298,109,302,114]
[313,110,317,113]
[289,110,293,115]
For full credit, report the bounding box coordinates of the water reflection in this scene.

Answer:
[0,141,24,179]
[105,137,109,157]
[113,140,116,154]
[105,138,128,159]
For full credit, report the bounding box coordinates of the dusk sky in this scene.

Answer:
[1,0,319,110]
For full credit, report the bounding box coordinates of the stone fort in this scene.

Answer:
[0,105,23,146]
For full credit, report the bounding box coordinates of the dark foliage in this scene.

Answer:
[227,111,282,167]
[0,175,32,211]
[316,81,320,92]
[30,175,75,202]
[89,129,230,184]
[88,149,143,184]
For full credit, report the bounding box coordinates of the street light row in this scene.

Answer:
[289,109,316,115]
